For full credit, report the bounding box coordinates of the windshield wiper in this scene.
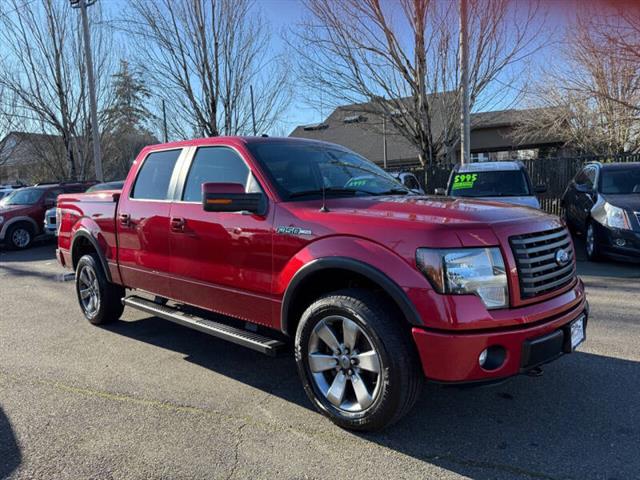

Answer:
[288,188,365,198]
[373,188,411,196]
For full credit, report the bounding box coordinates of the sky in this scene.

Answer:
[16,0,604,136]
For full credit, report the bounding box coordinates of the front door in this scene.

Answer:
[168,146,276,327]
[117,148,184,298]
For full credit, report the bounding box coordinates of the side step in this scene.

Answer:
[122,295,286,357]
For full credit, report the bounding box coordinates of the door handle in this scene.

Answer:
[171,217,186,232]
[119,213,130,226]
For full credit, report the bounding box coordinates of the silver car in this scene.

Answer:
[440,161,546,209]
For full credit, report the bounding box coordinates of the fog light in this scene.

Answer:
[614,238,626,247]
[478,345,507,371]
[479,349,488,367]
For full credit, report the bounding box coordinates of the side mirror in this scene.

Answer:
[202,182,266,215]
[434,188,447,196]
[575,183,593,194]
[534,184,547,194]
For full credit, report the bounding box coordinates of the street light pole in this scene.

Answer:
[72,0,103,181]
[459,0,471,165]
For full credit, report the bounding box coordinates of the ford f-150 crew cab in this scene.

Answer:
[56,137,588,431]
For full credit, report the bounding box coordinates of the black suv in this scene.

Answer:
[562,162,640,262]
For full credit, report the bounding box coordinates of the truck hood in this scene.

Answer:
[600,193,640,212]
[322,195,551,225]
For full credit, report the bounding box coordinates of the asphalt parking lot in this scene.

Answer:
[1,239,639,480]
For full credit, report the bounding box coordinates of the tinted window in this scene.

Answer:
[449,170,530,197]
[600,166,640,194]
[182,147,251,202]
[2,188,44,205]
[44,189,63,204]
[403,175,420,190]
[131,149,181,200]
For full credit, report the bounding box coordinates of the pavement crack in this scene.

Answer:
[225,422,247,480]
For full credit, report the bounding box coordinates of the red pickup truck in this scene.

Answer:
[57,137,588,431]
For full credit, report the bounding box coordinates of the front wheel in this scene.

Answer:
[75,254,125,325]
[7,223,33,249]
[585,221,602,262]
[295,289,423,431]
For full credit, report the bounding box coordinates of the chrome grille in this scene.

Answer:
[635,212,640,226]
[510,227,575,299]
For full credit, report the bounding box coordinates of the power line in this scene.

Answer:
[0,0,39,21]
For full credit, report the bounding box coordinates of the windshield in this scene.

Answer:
[600,167,640,194]
[247,142,408,199]
[0,188,44,206]
[448,170,530,197]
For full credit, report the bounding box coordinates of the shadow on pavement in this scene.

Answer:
[106,316,640,479]
[0,406,21,479]
[0,240,57,263]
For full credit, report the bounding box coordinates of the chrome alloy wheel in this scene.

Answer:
[78,265,101,316]
[586,224,595,257]
[307,315,382,413]
[11,228,31,248]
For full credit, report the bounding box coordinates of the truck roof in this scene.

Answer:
[143,135,345,153]
[455,161,523,172]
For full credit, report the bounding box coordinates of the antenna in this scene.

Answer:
[320,181,329,212]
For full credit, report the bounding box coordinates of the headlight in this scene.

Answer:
[416,247,508,309]
[602,202,630,230]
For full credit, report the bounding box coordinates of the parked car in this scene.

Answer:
[0,181,95,249]
[57,137,587,431]
[44,181,125,236]
[562,162,640,261]
[387,171,425,194]
[437,161,547,208]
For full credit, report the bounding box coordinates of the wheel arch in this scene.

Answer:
[0,216,39,240]
[280,257,423,336]
[71,229,112,282]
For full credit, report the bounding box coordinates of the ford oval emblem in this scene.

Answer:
[555,248,570,266]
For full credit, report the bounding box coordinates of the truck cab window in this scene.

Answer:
[182,147,257,202]
[131,149,182,200]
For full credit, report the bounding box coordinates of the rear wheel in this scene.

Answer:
[585,221,602,262]
[75,254,125,325]
[295,288,423,431]
[7,223,33,249]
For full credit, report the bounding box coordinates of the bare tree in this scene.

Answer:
[514,9,640,155]
[0,0,114,180]
[125,0,291,139]
[291,0,547,168]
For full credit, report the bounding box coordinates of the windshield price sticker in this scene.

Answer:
[452,173,478,190]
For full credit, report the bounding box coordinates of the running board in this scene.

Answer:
[122,295,286,356]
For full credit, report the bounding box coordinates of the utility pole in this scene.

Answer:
[382,115,388,169]
[459,0,471,164]
[72,0,103,181]
[250,85,257,136]
[161,99,168,143]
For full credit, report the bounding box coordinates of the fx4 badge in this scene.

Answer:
[276,226,313,236]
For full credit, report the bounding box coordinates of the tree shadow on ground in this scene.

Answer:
[106,316,640,479]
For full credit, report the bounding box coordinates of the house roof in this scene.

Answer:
[290,98,566,165]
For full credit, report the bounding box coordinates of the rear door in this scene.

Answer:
[167,146,275,327]
[116,148,185,297]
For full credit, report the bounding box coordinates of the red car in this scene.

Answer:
[56,137,588,431]
[0,182,95,249]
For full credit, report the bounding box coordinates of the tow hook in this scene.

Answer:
[526,366,544,377]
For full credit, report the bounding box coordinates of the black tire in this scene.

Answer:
[585,220,602,262]
[75,253,125,325]
[6,222,34,249]
[295,288,423,431]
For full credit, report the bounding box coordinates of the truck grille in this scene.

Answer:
[510,227,575,299]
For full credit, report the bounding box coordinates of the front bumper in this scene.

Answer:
[412,292,588,383]
[594,222,640,262]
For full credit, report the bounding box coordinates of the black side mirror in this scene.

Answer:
[575,183,593,194]
[434,188,447,196]
[534,184,547,194]
[202,182,266,215]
